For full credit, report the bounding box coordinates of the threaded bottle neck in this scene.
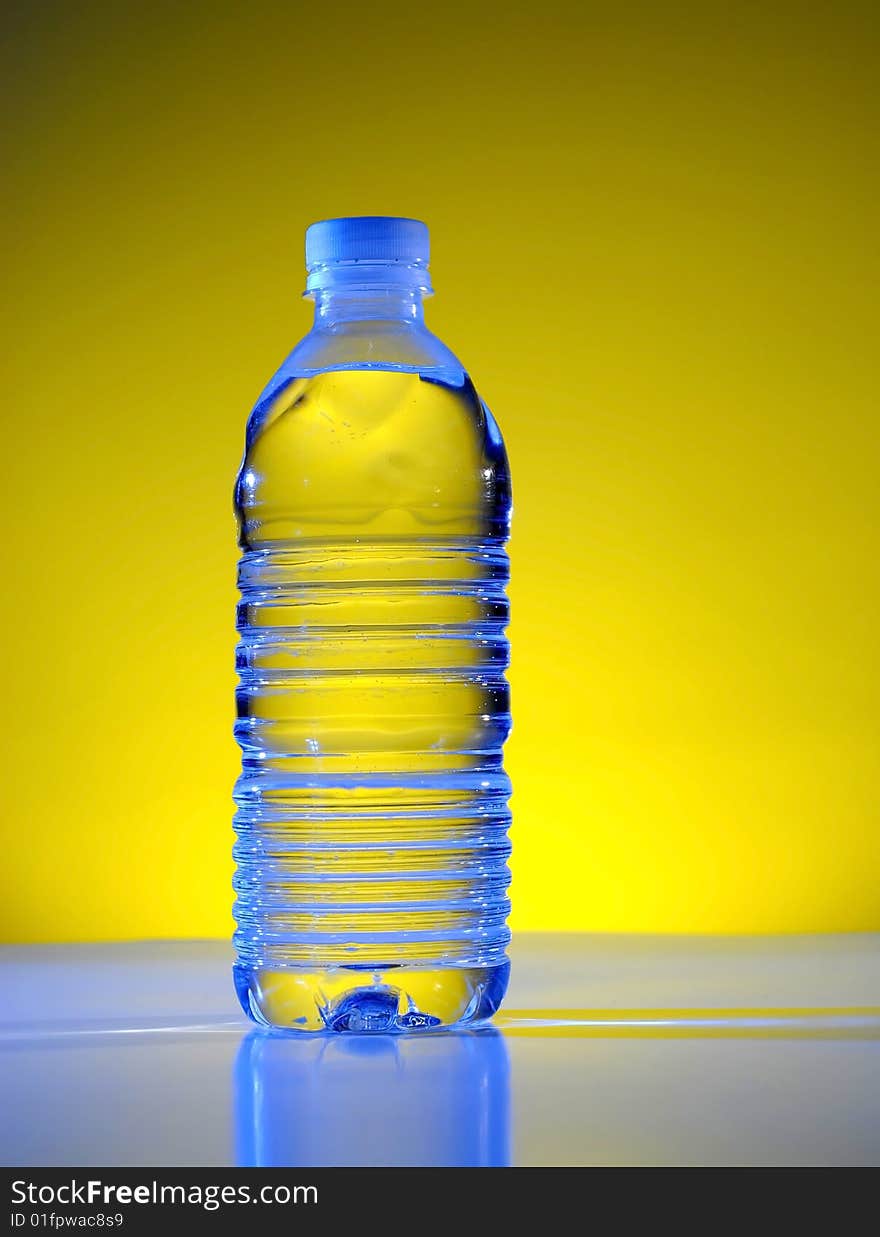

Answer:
[311,286,424,326]
[308,261,430,326]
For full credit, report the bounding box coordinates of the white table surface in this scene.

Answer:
[2,934,878,1166]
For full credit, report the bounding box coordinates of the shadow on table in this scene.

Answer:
[234,1028,510,1167]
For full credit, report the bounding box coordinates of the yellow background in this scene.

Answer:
[2,0,878,941]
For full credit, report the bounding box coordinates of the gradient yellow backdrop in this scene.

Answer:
[2,0,878,941]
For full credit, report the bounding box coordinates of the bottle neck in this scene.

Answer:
[306,259,432,329]
[286,261,460,375]
[312,286,426,328]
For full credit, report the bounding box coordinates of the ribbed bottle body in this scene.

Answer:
[233,366,511,1031]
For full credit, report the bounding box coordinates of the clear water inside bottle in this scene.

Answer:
[233,364,511,1031]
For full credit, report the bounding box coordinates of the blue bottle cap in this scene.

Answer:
[305,216,430,270]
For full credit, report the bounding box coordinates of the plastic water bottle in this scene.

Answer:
[233,217,511,1032]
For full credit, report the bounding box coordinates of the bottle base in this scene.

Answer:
[234,959,510,1034]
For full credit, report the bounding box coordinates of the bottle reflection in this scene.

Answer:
[235,1029,510,1167]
